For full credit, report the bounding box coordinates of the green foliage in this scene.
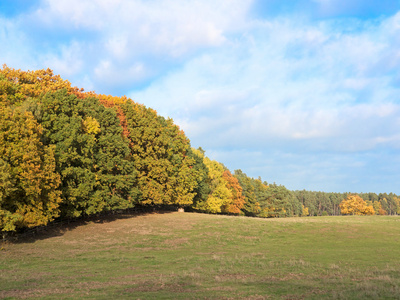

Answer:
[233,170,261,216]
[122,101,200,207]
[294,190,349,216]
[187,148,211,208]
[233,170,301,218]
[37,90,137,218]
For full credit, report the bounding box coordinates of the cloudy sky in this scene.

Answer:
[1,0,400,193]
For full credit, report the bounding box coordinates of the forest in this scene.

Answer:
[1,65,399,232]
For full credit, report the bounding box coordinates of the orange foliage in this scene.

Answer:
[97,95,131,139]
[222,170,246,214]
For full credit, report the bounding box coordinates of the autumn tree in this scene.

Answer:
[221,170,245,215]
[340,195,375,215]
[191,156,232,213]
[190,149,246,215]
[0,104,61,231]
[233,171,301,217]
[394,197,400,215]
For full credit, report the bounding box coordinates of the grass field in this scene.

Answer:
[1,212,400,299]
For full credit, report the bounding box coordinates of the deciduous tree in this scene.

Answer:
[340,195,375,215]
[0,105,61,231]
[38,90,137,217]
[221,170,245,215]
[122,101,199,207]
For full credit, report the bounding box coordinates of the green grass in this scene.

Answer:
[1,212,400,299]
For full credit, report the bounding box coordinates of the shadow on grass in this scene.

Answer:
[2,206,178,244]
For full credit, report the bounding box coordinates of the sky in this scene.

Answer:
[1,0,400,194]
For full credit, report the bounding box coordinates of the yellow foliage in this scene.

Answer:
[394,197,400,215]
[204,196,223,214]
[340,195,375,215]
[0,64,77,98]
[98,94,129,105]
[301,205,309,217]
[197,156,234,214]
[82,116,101,136]
[0,106,62,231]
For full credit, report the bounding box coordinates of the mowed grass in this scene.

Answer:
[1,213,400,299]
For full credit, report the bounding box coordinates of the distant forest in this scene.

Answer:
[1,66,399,232]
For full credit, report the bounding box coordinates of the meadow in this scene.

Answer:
[1,212,400,299]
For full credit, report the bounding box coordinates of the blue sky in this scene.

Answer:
[1,0,400,193]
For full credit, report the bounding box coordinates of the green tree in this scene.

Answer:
[122,101,199,207]
[38,90,137,218]
[233,170,261,216]
[188,148,211,209]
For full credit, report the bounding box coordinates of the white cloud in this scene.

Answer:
[43,41,84,77]
[3,0,253,93]
[33,0,252,56]
[0,17,38,69]
[131,12,400,159]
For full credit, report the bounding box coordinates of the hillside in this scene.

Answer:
[1,212,400,299]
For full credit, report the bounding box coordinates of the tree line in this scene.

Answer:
[293,190,400,216]
[0,66,399,232]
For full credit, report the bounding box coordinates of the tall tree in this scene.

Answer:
[0,105,61,231]
[233,170,261,216]
[37,90,137,218]
[188,148,211,209]
[192,157,232,213]
[221,170,245,215]
[122,101,199,207]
